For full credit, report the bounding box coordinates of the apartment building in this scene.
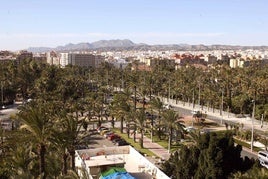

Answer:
[47,51,60,66]
[16,50,33,64]
[59,53,69,67]
[58,53,105,68]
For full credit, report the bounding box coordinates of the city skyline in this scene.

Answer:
[1,0,268,51]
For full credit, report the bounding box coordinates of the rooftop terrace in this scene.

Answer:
[75,145,170,179]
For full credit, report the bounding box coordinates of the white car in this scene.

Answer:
[185,126,196,133]
[163,104,172,109]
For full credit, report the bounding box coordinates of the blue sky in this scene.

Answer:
[1,0,268,50]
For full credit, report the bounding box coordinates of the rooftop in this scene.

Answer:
[75,145,170,179]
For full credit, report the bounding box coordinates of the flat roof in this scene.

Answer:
[84,154,125,167]
[76,146,170,179]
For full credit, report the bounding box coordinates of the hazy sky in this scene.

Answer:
[1,0,268,50]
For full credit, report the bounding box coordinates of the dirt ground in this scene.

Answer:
[179,115,226,132]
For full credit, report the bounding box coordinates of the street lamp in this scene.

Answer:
[251,100,255,152]
[220,90,224,124]
[168,79,170,103]
[220,90,224,116]
[1,81,4,108]
[198,83,201,110]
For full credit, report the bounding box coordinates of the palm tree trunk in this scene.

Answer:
[120,117,123,133]
[111,116,115,128]
[62,152,68,175]
[168,129,172,153]
[40,143,46,178]
[151,118,154,142]
[69,147,76,171]
[126,123,130,138]
[140,130,144,148]
[133,124,136,142]
[134,86,137,110]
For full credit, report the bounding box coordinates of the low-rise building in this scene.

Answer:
[75,146,170,179]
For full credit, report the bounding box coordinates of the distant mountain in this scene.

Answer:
[27,39,268,53]
[55,42,93,51]
[91,39,135,48]
[27,47,53,53]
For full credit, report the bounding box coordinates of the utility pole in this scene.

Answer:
[251,100,255,152]
[168,79,170,103]
[220,90,224,116]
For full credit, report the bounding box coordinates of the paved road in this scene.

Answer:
[164,97,268,133]
[165,98,258,159]
[86,129,115,149]
[241,147,257,159]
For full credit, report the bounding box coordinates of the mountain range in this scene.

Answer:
[27,39,268,53]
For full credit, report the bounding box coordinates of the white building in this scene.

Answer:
[75,146,170,179]
[59,53,69,67]
[111,58,129,69]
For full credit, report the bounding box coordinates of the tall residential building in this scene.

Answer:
[69,53,95,67]
[59,53,69,67]
[59,53,105,68]
[94,55,105,67]
[47,51,60,66]
[16,50,33,64]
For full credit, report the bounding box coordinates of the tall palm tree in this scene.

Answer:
[150,97,164,139]
[58,113,83,171]
[50,128,70,175]
[125,71,140,111]
[17,101,54,178]
[134,108,147,148]
[110,92,131,133]
[162,109,184,153]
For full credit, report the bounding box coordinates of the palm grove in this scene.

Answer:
[0,58,267,178]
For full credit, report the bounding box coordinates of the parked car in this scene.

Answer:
[163,104,172,109]
[184,126,196,133]
[200,128,210,134]
[100,129,110,136]
[115,140,129,146]
[104,131,114,138]
[75,144,88,150]
[112,138,124,144]
[97,126,107,133]
[108,134,121,141]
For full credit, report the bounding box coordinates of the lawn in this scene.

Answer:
[111,128,157,157]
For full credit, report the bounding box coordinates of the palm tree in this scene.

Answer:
[162,109,184,153]
[50,128,70,175]
[17,101,54,178]
[134,108,147,148]
[58,113,83,171]
[125,71,140,111]
[150,97,164,139]
[110,91,131,133]
[9,143,35,176]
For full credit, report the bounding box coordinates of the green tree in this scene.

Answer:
[162,109,184,153]
[17,101,54,178]
[150,97,164,139]
[134,108,147,148]
[162,132,254,179]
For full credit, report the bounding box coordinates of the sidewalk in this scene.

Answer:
[102,121,170,160]
[131,132,170,160]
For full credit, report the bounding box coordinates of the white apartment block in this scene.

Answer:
[59,53,69,67]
